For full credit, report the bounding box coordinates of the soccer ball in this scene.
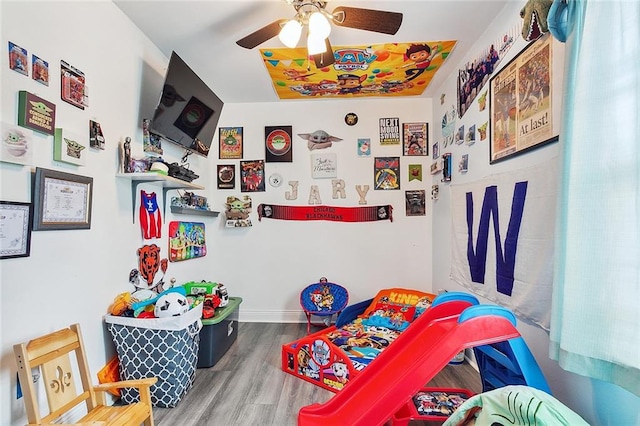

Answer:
[154,292,189,318]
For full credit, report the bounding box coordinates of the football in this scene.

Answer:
[154,292,189,318]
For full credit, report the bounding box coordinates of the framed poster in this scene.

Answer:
[0,201,33,259]
[219,126,243,159]
[403,122,428,156]
[265,125,293,162]
[379,117,400,145]
[32,167,93,230]
[490,34,558,163]
[240,160,265,192]
[217,164,235,189]
[374,156,400,190]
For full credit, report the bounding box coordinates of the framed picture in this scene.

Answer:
[219,126,243,159]
[403,122,428,156]
[0,201,33,259]
[32,167,93,230]
[240,160,265,192]
[489,34,558,164]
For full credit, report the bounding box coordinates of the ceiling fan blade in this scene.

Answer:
[236,19,287,49]
[331,6,403,35]
[312,39,335,68]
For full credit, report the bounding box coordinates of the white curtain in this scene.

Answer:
[549,0,640,397]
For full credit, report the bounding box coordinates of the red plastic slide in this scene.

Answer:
[298,304,522,426]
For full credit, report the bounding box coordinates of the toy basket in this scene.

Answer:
[104,304,202,408]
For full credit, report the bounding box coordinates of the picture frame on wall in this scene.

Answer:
[489,34,558,164]
[402,122,428,156]
[0,201,33,259]
[32,167,93,230]
[219,126,243,159]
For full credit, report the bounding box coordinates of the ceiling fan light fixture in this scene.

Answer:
[308,11,331,39]
[307,33,327,55]
[279,19,302,48]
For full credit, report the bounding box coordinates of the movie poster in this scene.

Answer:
[374,156,400,190]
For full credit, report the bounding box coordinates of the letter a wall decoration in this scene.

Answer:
[450,160,558,329]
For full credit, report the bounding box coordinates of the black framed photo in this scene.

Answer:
[0,201,33,259]
[489,34,558,163]
[32,167,93,230]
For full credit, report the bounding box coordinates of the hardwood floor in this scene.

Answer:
[153,322,482,426]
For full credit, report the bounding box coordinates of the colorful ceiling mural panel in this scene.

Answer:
[260,41,457,100]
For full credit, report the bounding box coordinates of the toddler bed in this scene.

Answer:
[281,288,438,392]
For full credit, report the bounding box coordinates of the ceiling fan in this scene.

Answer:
[236,0,403,67]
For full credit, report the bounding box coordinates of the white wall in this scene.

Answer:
[430,1,640,425]
[1,2,433,425]
[3,1,638,426]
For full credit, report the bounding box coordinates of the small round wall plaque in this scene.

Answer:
[345,113,358,126]
[268,173,283,187]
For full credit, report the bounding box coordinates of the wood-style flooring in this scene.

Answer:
[153,322,482,426]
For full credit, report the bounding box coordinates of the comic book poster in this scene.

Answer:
[217,164,235,189]
[265,125,292,162]
[380,118,400,145]
[374,156,400,190]
[240,160,265,192]
[219,126,243,159]
[403,122,428,156]
[405,190,426,216]
[259,41,457,100]
[8,42,28,75]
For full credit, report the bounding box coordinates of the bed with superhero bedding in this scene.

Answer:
[281,288,436,392]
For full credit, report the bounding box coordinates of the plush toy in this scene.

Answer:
[108,292,133,316]
[520,0,554,41]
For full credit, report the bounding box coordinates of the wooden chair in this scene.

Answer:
[13,323,157,426]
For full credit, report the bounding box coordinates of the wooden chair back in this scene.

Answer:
[14,323,156,426]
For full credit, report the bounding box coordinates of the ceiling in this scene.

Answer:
[114,0,511,104]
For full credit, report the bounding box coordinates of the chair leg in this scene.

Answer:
[306,313,311,334]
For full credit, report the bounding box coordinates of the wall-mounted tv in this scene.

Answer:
[149,51,223,158]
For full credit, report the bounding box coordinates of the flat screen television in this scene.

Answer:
[149,51,223,158]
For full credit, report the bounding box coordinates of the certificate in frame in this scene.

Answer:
[0,201,33,259]
[33,167,93,230]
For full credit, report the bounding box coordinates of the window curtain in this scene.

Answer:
[549,0,640,397]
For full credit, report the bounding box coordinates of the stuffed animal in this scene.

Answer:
[520,0,554,41]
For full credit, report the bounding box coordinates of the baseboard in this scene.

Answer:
[239,309,306,323]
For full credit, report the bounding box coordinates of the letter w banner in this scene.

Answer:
[257,204,392,222]
[450,160,558,330]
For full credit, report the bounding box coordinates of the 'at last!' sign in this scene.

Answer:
[260,41,457,100]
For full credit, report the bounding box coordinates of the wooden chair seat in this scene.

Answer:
[14,323,157,426]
